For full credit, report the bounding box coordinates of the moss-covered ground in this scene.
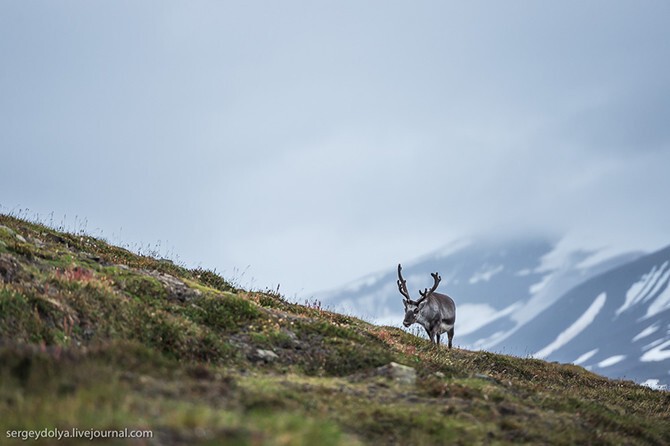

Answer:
[0,214,668,445]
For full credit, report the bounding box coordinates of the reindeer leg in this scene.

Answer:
[447,327,454,349]
[424,326,435,345]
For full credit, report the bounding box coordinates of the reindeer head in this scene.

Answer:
[397,264,442,327]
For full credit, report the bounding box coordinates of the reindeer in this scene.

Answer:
[397,264,456,348]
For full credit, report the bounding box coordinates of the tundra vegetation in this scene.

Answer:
[0,213,669,445]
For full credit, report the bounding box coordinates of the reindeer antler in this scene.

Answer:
[397,264,412,302]
[417,272,441,304]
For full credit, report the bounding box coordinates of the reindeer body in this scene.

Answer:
[398,265,456,348]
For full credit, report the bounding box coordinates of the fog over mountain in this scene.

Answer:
[2,2,670,298]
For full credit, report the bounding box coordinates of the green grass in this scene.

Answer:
[0,213,669,445]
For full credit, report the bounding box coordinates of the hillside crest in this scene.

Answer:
[1,214,668,445]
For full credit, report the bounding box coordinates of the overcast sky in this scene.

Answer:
[1,1,669,297]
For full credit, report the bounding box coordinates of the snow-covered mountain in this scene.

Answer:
[506,245,670,389]
[319,237,670,388]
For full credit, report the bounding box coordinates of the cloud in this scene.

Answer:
[557,85,670,154]
[1,1,669,295]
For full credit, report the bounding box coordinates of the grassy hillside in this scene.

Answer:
[0,214,668,445]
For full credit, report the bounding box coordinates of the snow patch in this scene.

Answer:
[534,292,607,359]
[575,247,626,270]
[532,241,577,273]
[457,302,521,336]
[643,338,665,351]
[469,265,504,284]
[640,339,670,362]
[618,261,670,317]
[597,355,626,368]
[334,281,400,321]
[643,263,670,302]
[374,314,403,326]
[573,348,599,365]
[340,271,387,294]
[641,379,668,391]
[472,331,508,350]
[646,274,670,318]
[633,324,660,342]
[529,273,553,295]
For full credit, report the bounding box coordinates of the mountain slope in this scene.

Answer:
[320,236,640,346]
[320,237,556,329]
[320,236,669,385]
[1,214,669,445]
[503,245,670,387]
